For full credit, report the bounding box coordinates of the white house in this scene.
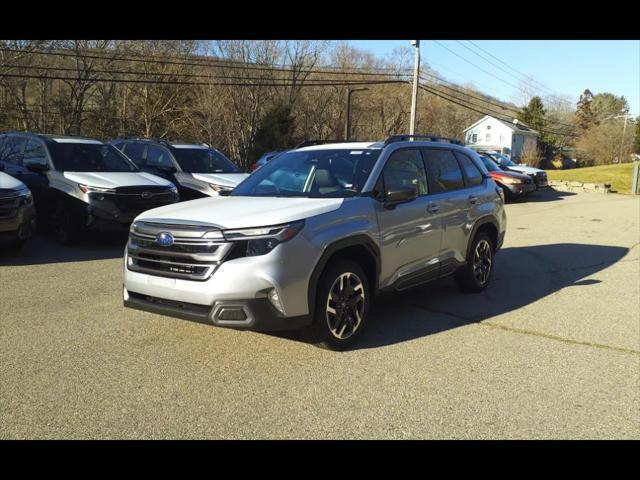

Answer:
[463,115,539,161]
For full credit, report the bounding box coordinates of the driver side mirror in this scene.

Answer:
[25,161,49,173]
[384,187,417,209]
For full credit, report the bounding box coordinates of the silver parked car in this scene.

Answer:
[123,134,507,350]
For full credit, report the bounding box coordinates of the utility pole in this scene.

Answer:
[344,87,369,141]
[409,40,421,135]
[619,113,629,161]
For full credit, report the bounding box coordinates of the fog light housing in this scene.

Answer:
[267,288,284,315]
[217,307,247,321]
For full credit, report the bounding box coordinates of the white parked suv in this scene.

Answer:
[123,135,507,349]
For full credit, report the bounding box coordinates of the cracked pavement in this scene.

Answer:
[1,189,639,439]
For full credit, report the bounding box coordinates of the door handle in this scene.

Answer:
[468,195,478,204]
[427,203,439,214]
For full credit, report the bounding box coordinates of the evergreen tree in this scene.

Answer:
[519,96,555,161]
[635,117,640,155]
[250,102,296,163]
[575,89,595,131]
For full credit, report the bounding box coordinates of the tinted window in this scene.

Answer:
[123,142,146,165]
[455,152,483,187]
[479,155,501,172]
[382,149,428,196]
[47,143,138,172]
[170,147,239,174]
[146,145,174,168]
[1,137,27,165]
[423,148,464,193]
[23,140,49,167]
[113,142,125,151]
[232,149,380,198]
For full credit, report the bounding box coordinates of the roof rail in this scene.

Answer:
[294,139,354,149]
[384,134,463,146]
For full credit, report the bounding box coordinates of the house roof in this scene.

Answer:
[463,115,540,136]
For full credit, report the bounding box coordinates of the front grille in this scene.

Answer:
[127,221,232,281]
[0,192,20,219]
[94,188,178,215]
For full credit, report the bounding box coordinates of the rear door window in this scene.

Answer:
[454,151,483,187]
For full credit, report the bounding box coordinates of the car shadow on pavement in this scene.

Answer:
[0,232,127,266]
[514,189,577,203]
[351,243,629,350]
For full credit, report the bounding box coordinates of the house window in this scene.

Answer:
[486,133,491,142]
[472,134,477,143]
[487,125,491,130]
[499,135,504,143]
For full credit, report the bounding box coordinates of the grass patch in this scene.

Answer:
[547,162,636,193]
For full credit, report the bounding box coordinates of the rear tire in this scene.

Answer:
[305,260,371,351]
[50,201,78,245]
[455,232,495,293]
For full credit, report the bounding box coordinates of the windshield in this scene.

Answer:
[490,152,517,167]
[479,155,502,172]
[232,148,381,198]
[48,142,139,172]
[170,147,239,173]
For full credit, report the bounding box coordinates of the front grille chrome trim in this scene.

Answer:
[127,221,231,281]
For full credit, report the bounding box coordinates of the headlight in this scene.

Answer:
[224,220,304,256]
[79,184,116,194]
[502,177,523,185]
[16,187,32,205]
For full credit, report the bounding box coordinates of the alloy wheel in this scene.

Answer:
[473,239,493,286]
[325,272,366,340]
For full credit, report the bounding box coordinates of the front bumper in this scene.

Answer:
[0,201,37,241]
[533,176,549,189]
[503,182,536,196]
[123,289,311,331]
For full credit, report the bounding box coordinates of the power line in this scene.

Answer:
[0,47,412,78]
[419,82,577,138]
[4,63,413,83]
[432,41,523,90]
[465,40,574,105]
[0,72,407,88]
[419,73,576,131]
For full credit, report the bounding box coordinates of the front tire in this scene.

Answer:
[306,260,370,351]
[455,232,495,292]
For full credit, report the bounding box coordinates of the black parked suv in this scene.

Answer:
[110,138,248,200]
[0,132,179,243]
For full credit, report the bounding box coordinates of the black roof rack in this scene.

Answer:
[114,136,208,147]
[295,139,355,149]
[384,134,463,146]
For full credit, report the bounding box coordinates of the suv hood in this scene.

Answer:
[63,172,174,189]
[135,195,344,229]
[191,173,250,188]
[0,172,26,190]
[506,165,545,175]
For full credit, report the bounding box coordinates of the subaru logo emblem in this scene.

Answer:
[156,231,174,247]
[141,191,153,199]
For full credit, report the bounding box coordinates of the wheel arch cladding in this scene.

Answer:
[307,235,380,316]
[469,218,499,259]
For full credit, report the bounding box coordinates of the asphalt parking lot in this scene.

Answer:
[1,189,639,439]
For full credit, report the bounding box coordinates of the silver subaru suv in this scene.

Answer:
[123,135,507,350]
